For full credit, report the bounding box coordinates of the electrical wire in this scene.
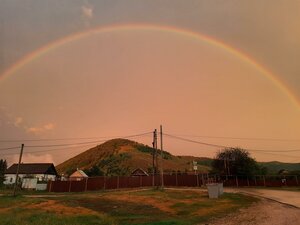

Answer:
[167,133,300,142]
[164,133,230,148]
[0,135,121,143]
[0,146,20,151]
[0,143,100,156]
[164,133,300,152]
[0,131,152,154]
[0,131,153,143]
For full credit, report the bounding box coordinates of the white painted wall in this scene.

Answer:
[22,178,38,189]
[4,174,56,185]
[36,183,48,191]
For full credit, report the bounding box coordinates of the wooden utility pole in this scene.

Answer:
[152,129,157,187]
[160,125,164,189]
[13,144,24,197]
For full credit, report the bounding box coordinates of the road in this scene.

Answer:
[225,188,300,208]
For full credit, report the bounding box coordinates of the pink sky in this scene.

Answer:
[1,29,300,165]
[1,1,300,165]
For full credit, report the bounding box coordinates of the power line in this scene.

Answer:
[166,133,300,142]
[164,133,300,152]
[0,135,123,143]
[164,133,229,148]
[0,146,20,151]
[0,131,152,154]
[26,132,152,148]
[0,131,152,143]
[0,143,100,156]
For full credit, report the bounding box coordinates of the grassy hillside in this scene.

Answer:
[259,161,300,174]
[56,139,300,176]
[56,139,211,176]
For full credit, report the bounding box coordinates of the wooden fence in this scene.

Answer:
[47,174,300,192]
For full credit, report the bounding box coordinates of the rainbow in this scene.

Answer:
[1,23,299,110]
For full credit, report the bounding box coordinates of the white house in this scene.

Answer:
[4,163,58,186]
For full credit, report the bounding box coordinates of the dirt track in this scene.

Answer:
[208,198,300,225]
[225,188,300,208]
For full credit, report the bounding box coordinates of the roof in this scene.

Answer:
[131,168,149,176]
[5,163,58,176]
[70,169,88,178]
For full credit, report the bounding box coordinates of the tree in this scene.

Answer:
[212,147,260,177]
[0,159,7,185]
[84,165,104,177]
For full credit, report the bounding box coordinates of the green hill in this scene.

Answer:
[258,161,300,174]
[56,138,211,176]
[56,139,300,176]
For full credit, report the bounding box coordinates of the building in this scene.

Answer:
[69,169,88,181]
[4,163,58,185]
[131,168,149,176]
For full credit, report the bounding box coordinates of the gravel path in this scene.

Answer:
[207,198,300,225]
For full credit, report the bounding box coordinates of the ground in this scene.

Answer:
[0,188,256,225]
[210,198,300,225]
[1,187,300,225]
[225,187,300,208]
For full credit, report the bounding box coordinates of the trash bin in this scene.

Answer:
[206,183,219,198]
[218,183,223,195]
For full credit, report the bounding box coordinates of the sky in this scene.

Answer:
[1,0,300,165]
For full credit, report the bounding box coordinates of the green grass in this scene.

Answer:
[0,211,113,225]
[0,189,258,225]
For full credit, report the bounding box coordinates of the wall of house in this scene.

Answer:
[36,183,48,191]
[22,178,38,189]
[4,174,56,185]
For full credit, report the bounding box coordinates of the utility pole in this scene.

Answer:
[152,129,157,186]
[154,130,158,180]
[13,144,24,197]
[160,125,164,189]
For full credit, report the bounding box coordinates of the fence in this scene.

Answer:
[221,175,300,187]
[47,174,300,192]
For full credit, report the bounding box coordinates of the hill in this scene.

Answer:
[56,139,211,176]
[258,161,300,174]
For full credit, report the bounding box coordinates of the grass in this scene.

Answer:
[0,188,258,225]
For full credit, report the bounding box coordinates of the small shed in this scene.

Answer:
[69,169,88,181]
[131,168,149,177]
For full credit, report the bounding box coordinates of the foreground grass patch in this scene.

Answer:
[0,188,258,225]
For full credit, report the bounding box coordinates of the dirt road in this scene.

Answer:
[208,198,300,225]
[225,188,300,208]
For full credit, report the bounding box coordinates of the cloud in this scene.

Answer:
[13,117,23,127]
[82,5,93,19]
[44,123,54,130]
[7,153,56,166]
[26,123,55,135]
[81,4,93,27]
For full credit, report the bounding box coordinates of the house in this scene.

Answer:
[131,168,149,176]
[4,163,58,186]
[69,169,88,181]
